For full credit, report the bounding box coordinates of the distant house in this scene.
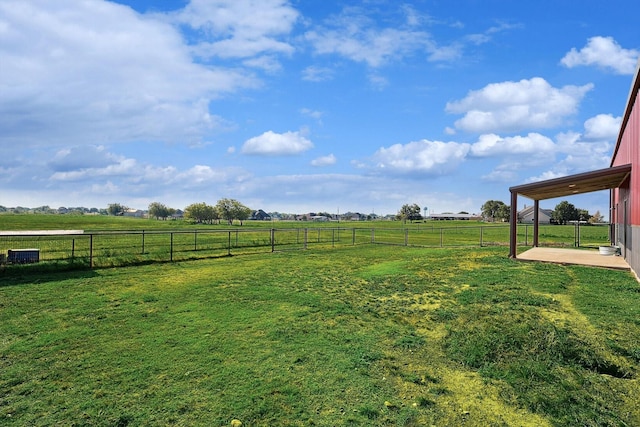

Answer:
[123,209,144,218]
[518,206,554,224]
[251,209,271,221]
[297,213,328,221]
[429,213,480,221]
[342,212,366,221]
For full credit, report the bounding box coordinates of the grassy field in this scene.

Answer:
[1,243,639,426]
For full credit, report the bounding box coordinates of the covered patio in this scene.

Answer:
[517,247,630,270]
[509,163,632,269]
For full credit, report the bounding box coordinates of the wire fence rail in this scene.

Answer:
[0,224,611,270]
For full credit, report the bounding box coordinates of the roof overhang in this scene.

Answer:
[509,164,632,201]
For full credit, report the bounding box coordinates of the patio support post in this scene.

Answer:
[509,190,518,258]
[533,199,539,247]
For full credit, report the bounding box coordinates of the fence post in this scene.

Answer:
[371,228,375,243]
[304,228,308,249]
[89,234,93,268]
[480,226,483,247]
[352,228,356,245]
[271,229,275,252]
[72,238,75,259]
[332,229,335,248]
[142,230,145,254]
[440,228,443,247]
[405,228,408,246]
[170,232,174,262]
[194,230,197,251]
[525,225,528,246]
[228,231,232,256]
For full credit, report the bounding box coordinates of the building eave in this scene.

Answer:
[509,164,631,201]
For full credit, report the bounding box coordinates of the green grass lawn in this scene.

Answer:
[1,245,638,426]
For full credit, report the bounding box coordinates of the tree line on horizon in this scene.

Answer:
[2,199,605,225]
[107,199,253,225]
[481,199,604,224]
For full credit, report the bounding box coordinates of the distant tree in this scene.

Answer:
[107,203,126,216]
[215,198,251,225]
[497,204,510,222]
[148,202,175,220]
[577,209,590,222]
[589,210,604,224]
[215,198,234,225]
[232,201,252,225]
[33,205,54,214]
[458,211,469,215]
[396,203,422,223]
[553,201,579,225]
[184,202,217,224]
[481,200,509,222]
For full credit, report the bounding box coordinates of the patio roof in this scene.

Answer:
[508,163,632,259]
[509,163,631,201]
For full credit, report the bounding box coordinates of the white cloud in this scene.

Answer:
[50,158,139,182]
[301,66,335,82]
[48,145,119,172]
[304,8,458,67]
[311,154,337,167]
[173,165,243,188]
[470,133,555,157]
[561,36,639,75]
[401,4,422,27]
[371,140,470,175]
[171,0,298,59]
[242,55,283,73]
[583,114,621,140]
[511,124,614,187]
[0,0,256,148]
[446,77,593,133]
[300,108,323,121]
[368,73,389,90]
[554,131,611,171]
[305,27,429,68]
[241,130,314,155]
[481,167,518,183]
[525,170,567,183]
[466,22,521,45]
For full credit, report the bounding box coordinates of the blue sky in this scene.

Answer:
[1,0,639,216]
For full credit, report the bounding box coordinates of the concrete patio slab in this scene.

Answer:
[517,247,630,271]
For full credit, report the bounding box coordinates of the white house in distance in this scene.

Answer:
[518,205,554,224]
[428,213,481,221]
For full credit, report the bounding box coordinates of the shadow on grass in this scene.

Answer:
[0,262,99,287]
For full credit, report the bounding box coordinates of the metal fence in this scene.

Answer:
[0,224,610,269]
